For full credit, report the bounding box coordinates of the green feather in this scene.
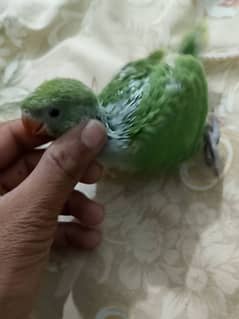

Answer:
[178,22,208,57]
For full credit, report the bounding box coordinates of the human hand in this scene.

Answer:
[0,119,107,318]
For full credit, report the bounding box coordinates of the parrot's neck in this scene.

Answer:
[94,103,131,170]
[97,103,128,141]
[97,105,118,136]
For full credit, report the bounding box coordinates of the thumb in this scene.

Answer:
[20,119,107,211]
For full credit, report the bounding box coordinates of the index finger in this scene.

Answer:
[0,119,50,170]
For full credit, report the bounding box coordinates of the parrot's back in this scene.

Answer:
[98,49,208,174]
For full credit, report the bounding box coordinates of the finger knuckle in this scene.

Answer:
[46,146,76,181]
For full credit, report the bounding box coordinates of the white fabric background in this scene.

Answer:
[1,1,239,318]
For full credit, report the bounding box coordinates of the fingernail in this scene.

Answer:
[81,120,106,149]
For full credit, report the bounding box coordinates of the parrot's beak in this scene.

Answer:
[22,113,48,136]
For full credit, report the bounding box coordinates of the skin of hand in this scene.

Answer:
[0,119,107,319]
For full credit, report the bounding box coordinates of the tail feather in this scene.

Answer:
[178,22,208,57]
[147,50,165,64]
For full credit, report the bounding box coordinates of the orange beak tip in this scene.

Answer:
[21,114,48,136]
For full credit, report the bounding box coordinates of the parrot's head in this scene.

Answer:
[21,78,100,137]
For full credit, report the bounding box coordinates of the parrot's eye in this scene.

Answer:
[48,108,60,118]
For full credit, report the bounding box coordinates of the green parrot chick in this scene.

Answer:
[21,27,220,175]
